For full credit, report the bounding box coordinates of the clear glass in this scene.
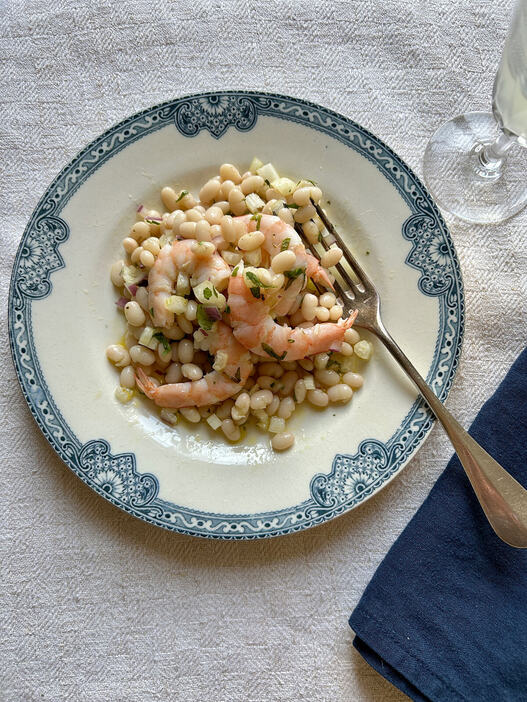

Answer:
[423,0,527,224]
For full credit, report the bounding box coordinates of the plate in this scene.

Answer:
[9,91,464,539]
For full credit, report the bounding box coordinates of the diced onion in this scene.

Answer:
[271,177,296,197]
[164,295,188,315]
[269,416,286,433]
[257,162,280,184]
[249,156,264,173]
[206,414,222,430]
[138,326,159,350]
[245,192,265,213]
[115,297,128,308]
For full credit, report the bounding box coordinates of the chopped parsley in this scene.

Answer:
[245,270,273,289]
[231,266,239,277]
[175,190,189,203]
[318,233,323,243]
[233,366,241,383]
[250,287,261,299]
[287,339,295,343]
[261,342,287,361]
[284,203,299,209]
[145,218,161,225]
[153,332,171,353]
[281,238,291,251]
[284,267,306,290]
[251,213,262,230]
[149,307,154,317]
[196,304,214,331]
[365,250,370,255]
[264,178,271,186]
[225,305,230,314]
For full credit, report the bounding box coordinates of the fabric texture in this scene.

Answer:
[350,349,527,702]
[1,1,526,701]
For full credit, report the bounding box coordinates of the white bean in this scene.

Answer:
[250,389,273,410]
[110,260,124,287]
[314,352,329,370]
[271,432,295,451]
[302,220,319,245]
[106,344,130,367]
[321,247,343,268]
[178,339,194,363]
[199,178,221,203]
[271,250,296,274]
[195,220,212,241]
[119,365,135,388]
[130,221,150,242]
[139,249,155,269]
[307,389,329,407]
[157,341,172,364]
[161,186,178,211]
[181,363,203,381]
[180,407,201,423]
[240,175,264,195]
[310,186,322,203]
[130,345,155,365]
[122,237,137,254]
[301,293,318,321]
[298,358,314,372]
[294,379,306,403]
[340,341,354,356]
[220,163,241,184]
[319,292,336,309]
[220,179,236,199]
[280,371,299,397]
[238,230,265,251]
[294,204,316,224]
[315,369,340,387]
[165,325,185,341]
[179,221,197,239]
[278,397,295,419]
[258,362,284,378]
[293,186,312,206]
[177,315,194,335]
[342,372,364,389]
[115,386,134,404]
[130,246,143,265]
[205,205,224,225]
[166,362,182,383]
[222,418,241,441]
[328,384,353,403]
[315,306,330,322]
[344,328,360,345]
[185,300,197,321]
[329,305,343,321]
[266,395,280,416]
[235,392,250,415]
[143,237,160,255]
[124,301,146,327]
[277,207,294,226]
[185,208,203,223]
[216,399,234,421]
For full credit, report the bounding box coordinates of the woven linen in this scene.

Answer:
[1,1,525,700]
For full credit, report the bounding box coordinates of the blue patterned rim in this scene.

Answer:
[8,91,464,539]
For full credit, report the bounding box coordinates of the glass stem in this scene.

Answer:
[478,130,516,173]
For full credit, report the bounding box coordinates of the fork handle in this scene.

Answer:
[374,322,527,548]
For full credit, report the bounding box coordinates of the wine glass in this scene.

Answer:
[423,0,527,224]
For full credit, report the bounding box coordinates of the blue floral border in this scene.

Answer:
[8,91,464,539]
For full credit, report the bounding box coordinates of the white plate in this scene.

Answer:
[9,91,464,539]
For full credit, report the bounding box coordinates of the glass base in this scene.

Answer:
[423,112,527,224]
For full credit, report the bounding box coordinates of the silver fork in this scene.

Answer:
[299,200,527,548]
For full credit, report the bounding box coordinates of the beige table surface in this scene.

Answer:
[2,1,526,700]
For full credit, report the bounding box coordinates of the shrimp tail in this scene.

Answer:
[343,309,358,328]
[306,253,334,290]
[135,368,157,399]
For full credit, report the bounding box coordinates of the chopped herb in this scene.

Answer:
[251,213,262,230]
[261,342,287,361]
[225,305,231,314]
[287,339,295,343]
[196,304,214,331]
[231,266,239,277]
[232,367,241,383]
[284,267,304,280]
[284,203,299,209]
[306,179,317,186]
[245,271,273,288]
[326,200,331,205]
[203,287,212,300]
[327,357,342,372]
[318,233,323,243]
[153,332,171,353]
[145,218,161,225]
[250,286,261,299]
[149,307,154,317]
[365,250,370,255]
[264,178,271,186]
[281,237,291,251]
[175,190,189,203]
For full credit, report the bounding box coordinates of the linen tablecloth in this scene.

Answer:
[2,2,526,700]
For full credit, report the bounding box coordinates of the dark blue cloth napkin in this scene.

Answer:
[350,348,527,702]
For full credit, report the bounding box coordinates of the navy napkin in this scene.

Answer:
[350,349,527,702]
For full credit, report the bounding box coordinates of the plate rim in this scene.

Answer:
[8,89,464,539]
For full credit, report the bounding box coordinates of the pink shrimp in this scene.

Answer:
[235,214,333,316]
[148,240,231,327]
[227,273,357,361]
[135,321,253,408]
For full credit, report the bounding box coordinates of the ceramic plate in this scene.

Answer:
[9,91,464,539]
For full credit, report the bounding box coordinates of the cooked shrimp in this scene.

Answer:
[135,321,253,408]
[148,240,231,327]
[236,214,332,316]
[228,273,357,361]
